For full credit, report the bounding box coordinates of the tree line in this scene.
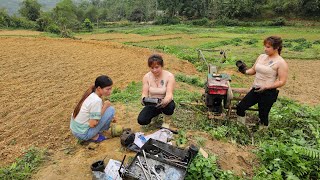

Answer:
[1,0,319,37]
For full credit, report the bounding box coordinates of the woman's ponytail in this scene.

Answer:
[73,85,95,118]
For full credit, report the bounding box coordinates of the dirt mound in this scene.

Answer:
[0,37,197,167]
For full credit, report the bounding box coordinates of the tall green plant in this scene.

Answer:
[19,0,41,21]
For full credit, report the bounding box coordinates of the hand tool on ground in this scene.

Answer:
[137,157,150,180]
[151,166,162,180]
[142,150,152,180]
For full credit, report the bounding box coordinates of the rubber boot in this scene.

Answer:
[237,115,246,125]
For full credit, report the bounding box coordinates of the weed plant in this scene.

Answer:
[0,147,45,180]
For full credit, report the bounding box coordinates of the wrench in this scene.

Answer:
[142,150,152,179]
[151,166,163,180]
[137,157,150,180]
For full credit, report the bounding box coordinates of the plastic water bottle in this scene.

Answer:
[138,134,147,143]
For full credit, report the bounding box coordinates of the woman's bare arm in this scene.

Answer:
[142,74,149,98]
[161,73,175,107]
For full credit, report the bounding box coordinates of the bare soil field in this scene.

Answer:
[0,36,196,167]
[281,59,320,105]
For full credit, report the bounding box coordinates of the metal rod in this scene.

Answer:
[137,156,150,180]
[142,150,152,179]
[118,155,126,177]
[151,167,162,180]
[198,49,209,68]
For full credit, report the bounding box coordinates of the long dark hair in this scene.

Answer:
[73,75,113,118]
[264,36,283,55]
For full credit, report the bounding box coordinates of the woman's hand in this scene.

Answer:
[101,100,111,115]
[254,85,268,92]
[112,115,117,123]
[89,119,98,128]
[158,98,171,108]
[103,100,111,109]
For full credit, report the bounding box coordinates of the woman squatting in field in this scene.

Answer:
[236,36,288,130]
[70,75,116,143]
[138,54,176,128]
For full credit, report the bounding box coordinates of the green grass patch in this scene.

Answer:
[0,147,46,180]
[110,81,141,104]
[175,73,204,88]
[186,154,238,180]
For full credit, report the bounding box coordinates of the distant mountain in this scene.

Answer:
[0,0,81,15]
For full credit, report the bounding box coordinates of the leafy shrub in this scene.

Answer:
[283,42,293,48]
[292,38,307,43]
[254,142,320,179]
[313,40,320,44]
[191,18,209,26]
[45,23,60,34]
[36,14,52,31]
[10,16,38,29]
[128,9,145,22]
[215,18,241,26]
[0,9,11,28]
[186,154,237,180]
[176,130,188,146]
[253,98,320,179]
[82,18,93,32]
[209,126,228,140]
[60,29,74,38]
[175,73,204,88]
[245,38,258,45]
[291,45,304,52]
[269,17,286,26]
[154,16,180,25]
[0,147,45,180]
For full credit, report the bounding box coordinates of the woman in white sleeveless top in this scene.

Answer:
[138,54,176,127]
[236,36,288,129]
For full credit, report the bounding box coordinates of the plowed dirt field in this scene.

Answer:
[0,36,197,167]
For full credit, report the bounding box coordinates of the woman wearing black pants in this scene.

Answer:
[236,36,288,129]
[138,54,176,127]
